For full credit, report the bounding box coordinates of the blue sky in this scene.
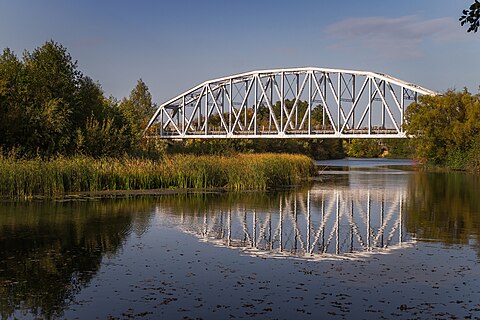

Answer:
[0,0,478,103]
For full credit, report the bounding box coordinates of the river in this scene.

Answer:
[0,159,479,319]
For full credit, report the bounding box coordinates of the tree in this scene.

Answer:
[119,79,154,137]
[343,139,382,158]
[405,90,480,170]
[0,42,83,156]
[0,41,170,158]
[460,0,480,32]
[118,79,166,156]
[0,48,25,149]
[75,116,129,157]
[74,76,107,127]
[21,41,83,156]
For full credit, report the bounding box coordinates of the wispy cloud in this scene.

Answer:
[325,16,463,58]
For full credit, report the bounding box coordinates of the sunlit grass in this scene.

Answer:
[0,153,315,199]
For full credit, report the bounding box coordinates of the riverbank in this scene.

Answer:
[0,153,315,199]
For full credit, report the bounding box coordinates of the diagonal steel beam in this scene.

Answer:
[231,77,255,132]
[372,79,400,132]
[339,77,368,133]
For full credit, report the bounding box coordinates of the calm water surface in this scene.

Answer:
[1,159,479,319]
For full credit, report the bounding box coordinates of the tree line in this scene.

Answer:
[0,41,344,160]
[0,41,161,158]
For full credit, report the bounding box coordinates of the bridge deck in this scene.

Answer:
[147,128,405,139]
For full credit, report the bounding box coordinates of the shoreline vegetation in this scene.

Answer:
[1,39,479,202]
[405,90,480,172]
[0,153,315,200]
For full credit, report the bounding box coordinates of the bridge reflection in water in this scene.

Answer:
[162,185,413,260]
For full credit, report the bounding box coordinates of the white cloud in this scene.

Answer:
[325,16,464,58]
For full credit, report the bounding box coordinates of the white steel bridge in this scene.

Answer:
[145,67,436,139]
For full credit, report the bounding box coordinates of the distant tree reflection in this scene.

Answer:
[0,199,154,319]
[405,172,480,251]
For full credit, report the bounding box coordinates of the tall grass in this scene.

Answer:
[0,153,315,199]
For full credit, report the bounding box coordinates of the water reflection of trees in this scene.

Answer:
[405,172,480,250]
[155,191,288,214]
[0,199,154,319]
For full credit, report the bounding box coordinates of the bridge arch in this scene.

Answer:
[145,67,436,139]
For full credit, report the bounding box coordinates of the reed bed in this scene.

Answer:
[0,153,314,199]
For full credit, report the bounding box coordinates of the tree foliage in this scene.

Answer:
[118,79,158,155]
[170,137,344,160]
[343,138,415,159]
[343,139,383,158]
[460,0,480,33]
[405,90,480,170]
[0,41,160,158]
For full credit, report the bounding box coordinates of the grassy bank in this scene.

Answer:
[0,153,315,199]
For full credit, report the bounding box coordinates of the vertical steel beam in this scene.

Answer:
[281,72,284,133]
[182,96,185,134]
[198,90,202,131]
[295,73,299,129]
[368,77,372,135]
[308,72,312,134]
[381,80,386,129]
[221,85,225,119]
[229,79,233,134]
[337,73,341,132]
[244,80,248,131]
[176,107,180,131]
[160,108,164,137]
[352,75,356,129]
[269,76,273,131]
[323,73,327,129]
[205,86,208,135]
[401,87,405,130]
[254,76,257,135]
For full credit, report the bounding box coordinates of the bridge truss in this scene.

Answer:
[146,67,436,139]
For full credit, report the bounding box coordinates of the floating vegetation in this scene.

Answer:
[0,154,314,199]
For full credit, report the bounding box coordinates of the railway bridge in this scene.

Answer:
[145,67,436,139]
